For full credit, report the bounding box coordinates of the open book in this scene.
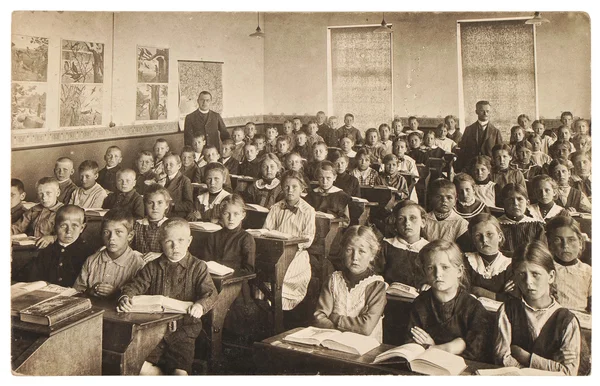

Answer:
[373,343,467,375]
[246,228,294,240]
[245,203,269,213]
[11,281,79,316]
[476,367,564,376]
[126,295,194,314]
[189,221,222,232]
[84,208,109,217]
[386,282,419,300]
[11,233,37,246]
[283,327,380,356]
[206,261,234,276]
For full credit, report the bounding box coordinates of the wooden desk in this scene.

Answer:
[359,185,393,206]
[12,308,104,375]
[354,200,379,226]
[253,327,497,375]
[91,298,184,375]
[11,244,39,281]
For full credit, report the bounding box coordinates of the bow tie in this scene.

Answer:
[283,203,299,214]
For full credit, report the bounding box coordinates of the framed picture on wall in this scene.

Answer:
[136,45,169,121]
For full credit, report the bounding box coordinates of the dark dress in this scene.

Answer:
[455,199,489,221]
[98,165,122,193]
[498,215,547,257]
[464,252,514,301]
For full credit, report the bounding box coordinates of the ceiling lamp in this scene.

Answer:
[525,12,550,25]
[373,12,392,33]
[249,12,265,38]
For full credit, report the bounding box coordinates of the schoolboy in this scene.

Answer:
[339,136,357,164]
[393,138,419,177]
[406,131,429,165]
[239,143,261,178]
[118,218,217,375]
[379,123,393,155]
[244,121,257,144]
[152,138,170,177]
[189,163,231,223]
[23,205,95,286]
[573,118,590,137]
[193,146,232,189]
[102,169,145,219]
[293,131,311,160]
[316,111,336,147]
[11,178,27,224]
[231,127,246,161]
[337,113,363,145]
[306,120,324,148]
[191,132,207,167]
[570,150,591,199]
[180,146,201,181]
[512,141,542,181]
[134,150,157,195]
[292,117,304,136]
[331,151,360,198]
[275,135,292,164]
[560,111,574,130]
[265,125,279,153]
[422,178,469,247]
[517,113,533,134]
[74,209,144,298]
[305,142,329,181]
[282,120,296,149]
[98,146,123,193]
[253,134,267,157]
[133,184,171,255]
[70,160,108,208]
[220,139,240,175]
[162,153,194,218]
[54,157,77,204]
[422,130,445,158]
[491,144,526,205]
[11,177,63,248]
[328,116,339,140]
[406,116,420,134]
[528,134,552,166]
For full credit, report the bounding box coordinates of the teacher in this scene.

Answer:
[184,91,230,151]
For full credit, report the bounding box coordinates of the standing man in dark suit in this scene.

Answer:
[456,100,503,171]
[184,91,230,152]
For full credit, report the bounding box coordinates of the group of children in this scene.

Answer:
[10,109,591,375]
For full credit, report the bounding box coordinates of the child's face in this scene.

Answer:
[344,115,354,128]
[221,145,234,159]
[163,156,181,176]
[11,186,25,208]
[575,121,590,136]
[102,220,134,257]
[160,225,192,262]
[282,177,303,204]
[328,118,338,129]
[518,116,530,129]
[145,193,169,222]
[366,131,378,145]
[334,157,348,174]
[472,163,490,182]
[54,161,74,182]
[575,136,591,152]
[254,138,266,151]
[181,152,195,167]
[244,146,258,161]
[436,126,448,138]
[285,155,303,172]
[153,143,169,160]
[205,148,221,163]
[393,141,407,156]
[408,135,421,149]
[423,252,462,294]
[551,164,570,186]
[514,261,554,304]
[261,159,279,180]
[56,212,86,245]
[116,171,136,193]
[535,181,556,205]
[37,183,59,208]
[276,140,289,154]
[283,122,293,134]
[503,191,528,218]
[307,124,318,135]
[572,156,591,178]
[430,187,456,214]
[423,133,435,147]
[192,137,206,154]
[318,169,336,190]
[384,158,398,175]
[557,127,571,141]
[137,155,154,174]
[266,128,278,141]
[340,138,353,152]
[206,170,225,193]
[555,146,570,161]
[357,154,371,171]
[80,169,99,189]
[379,126,390,140]
[493,150,511,170]
[221,203,246,230]
[446,118,456,130]
[395,206,423,241]
[343,238,375,275]
[296,133,307,146]
[514,128,525,142]
[532,122,544,135]
[245,124,256,138]
[409,119,419,131]
[233,130,245,143]
[561,115,573,127]
[456,181,475,203]
[392,122,403,136]
[471,222,501,256]
[293,119,302,131]
[515,147,531,164]
[313,145,328,161]
[548,227,583,264]
[530,137,542,152]
[317,113,326,125]
[105,149,122,167]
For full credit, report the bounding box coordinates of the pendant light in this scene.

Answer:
[373,12,392,33]
[525,12,550,25]
[249,12,265,38]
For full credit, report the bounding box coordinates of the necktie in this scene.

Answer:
[283,203,299,214]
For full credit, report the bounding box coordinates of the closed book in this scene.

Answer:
[12,290,62,317]
[386,282,419,300]
[206,261,234,276]
[19,296,92,326]
[189,221,222,232]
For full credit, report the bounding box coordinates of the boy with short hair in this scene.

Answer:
[188,163,231,223]
[512,141,542,181]
[305,141,329,181]
[337,113,363,145]
[293,131,311,160]
[11,178,27,224]
[220,139,240,175]
[306,121,324,149]
[152,138,170,177]
[275,135,292,165]
[244,121,257,144]
[265,125,279,153]
[118,218,217,375]
[134,150,157,195]
[180,146,200,182]
[491,144,527,206]
[193,146,232,189]
[560,111,574,130]
[133,184,171,255]
[70,160,108,208]
[528,134,552,166]
[239,143,261,178]
[253,134,267,158]
[98,146,123,193]
[316,111,336,147]
[282,120,297,149]
[570,150,591,200]
[12,177,63,248]
[102,169,144,219]
[54,157,77,204]
[191,133,207,167]
[422,178,469,248]
[74,209,144,298]
[330,151,360,197]
[392,138,419,178]
[231,127,246,161]
[22,205,95,286]
[162,153,194,218]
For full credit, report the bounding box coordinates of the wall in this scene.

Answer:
[263,11,591,121]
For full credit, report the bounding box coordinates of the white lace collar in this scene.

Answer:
[136,217,168,226]
[313,186,342,194]
[197,190,231,208]
[383,237,428,252]
[255,178,280,190]
[465,252,511,279]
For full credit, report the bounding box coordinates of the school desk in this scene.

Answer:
[11,244,39,281]
[359,185,393,206]
[253,327,498,375]
[353,199,379,226]
[12,308,104,375]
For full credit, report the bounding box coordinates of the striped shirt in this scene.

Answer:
[69,183,108,209]
[554,260,592,313]
[74,246,144,294]
[11,202,63,238]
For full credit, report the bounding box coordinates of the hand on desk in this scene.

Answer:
[117,295,132,312]
[186,211,203,221]
[188,303,204,319]
[35,235,56,249]
[94,283,115,298]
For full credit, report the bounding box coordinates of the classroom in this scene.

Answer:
[10,10,592,376]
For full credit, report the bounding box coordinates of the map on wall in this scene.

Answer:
[60,39,104,127]
[178,60,223,130]
[11,34,48,130]
[136,46,169,121]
